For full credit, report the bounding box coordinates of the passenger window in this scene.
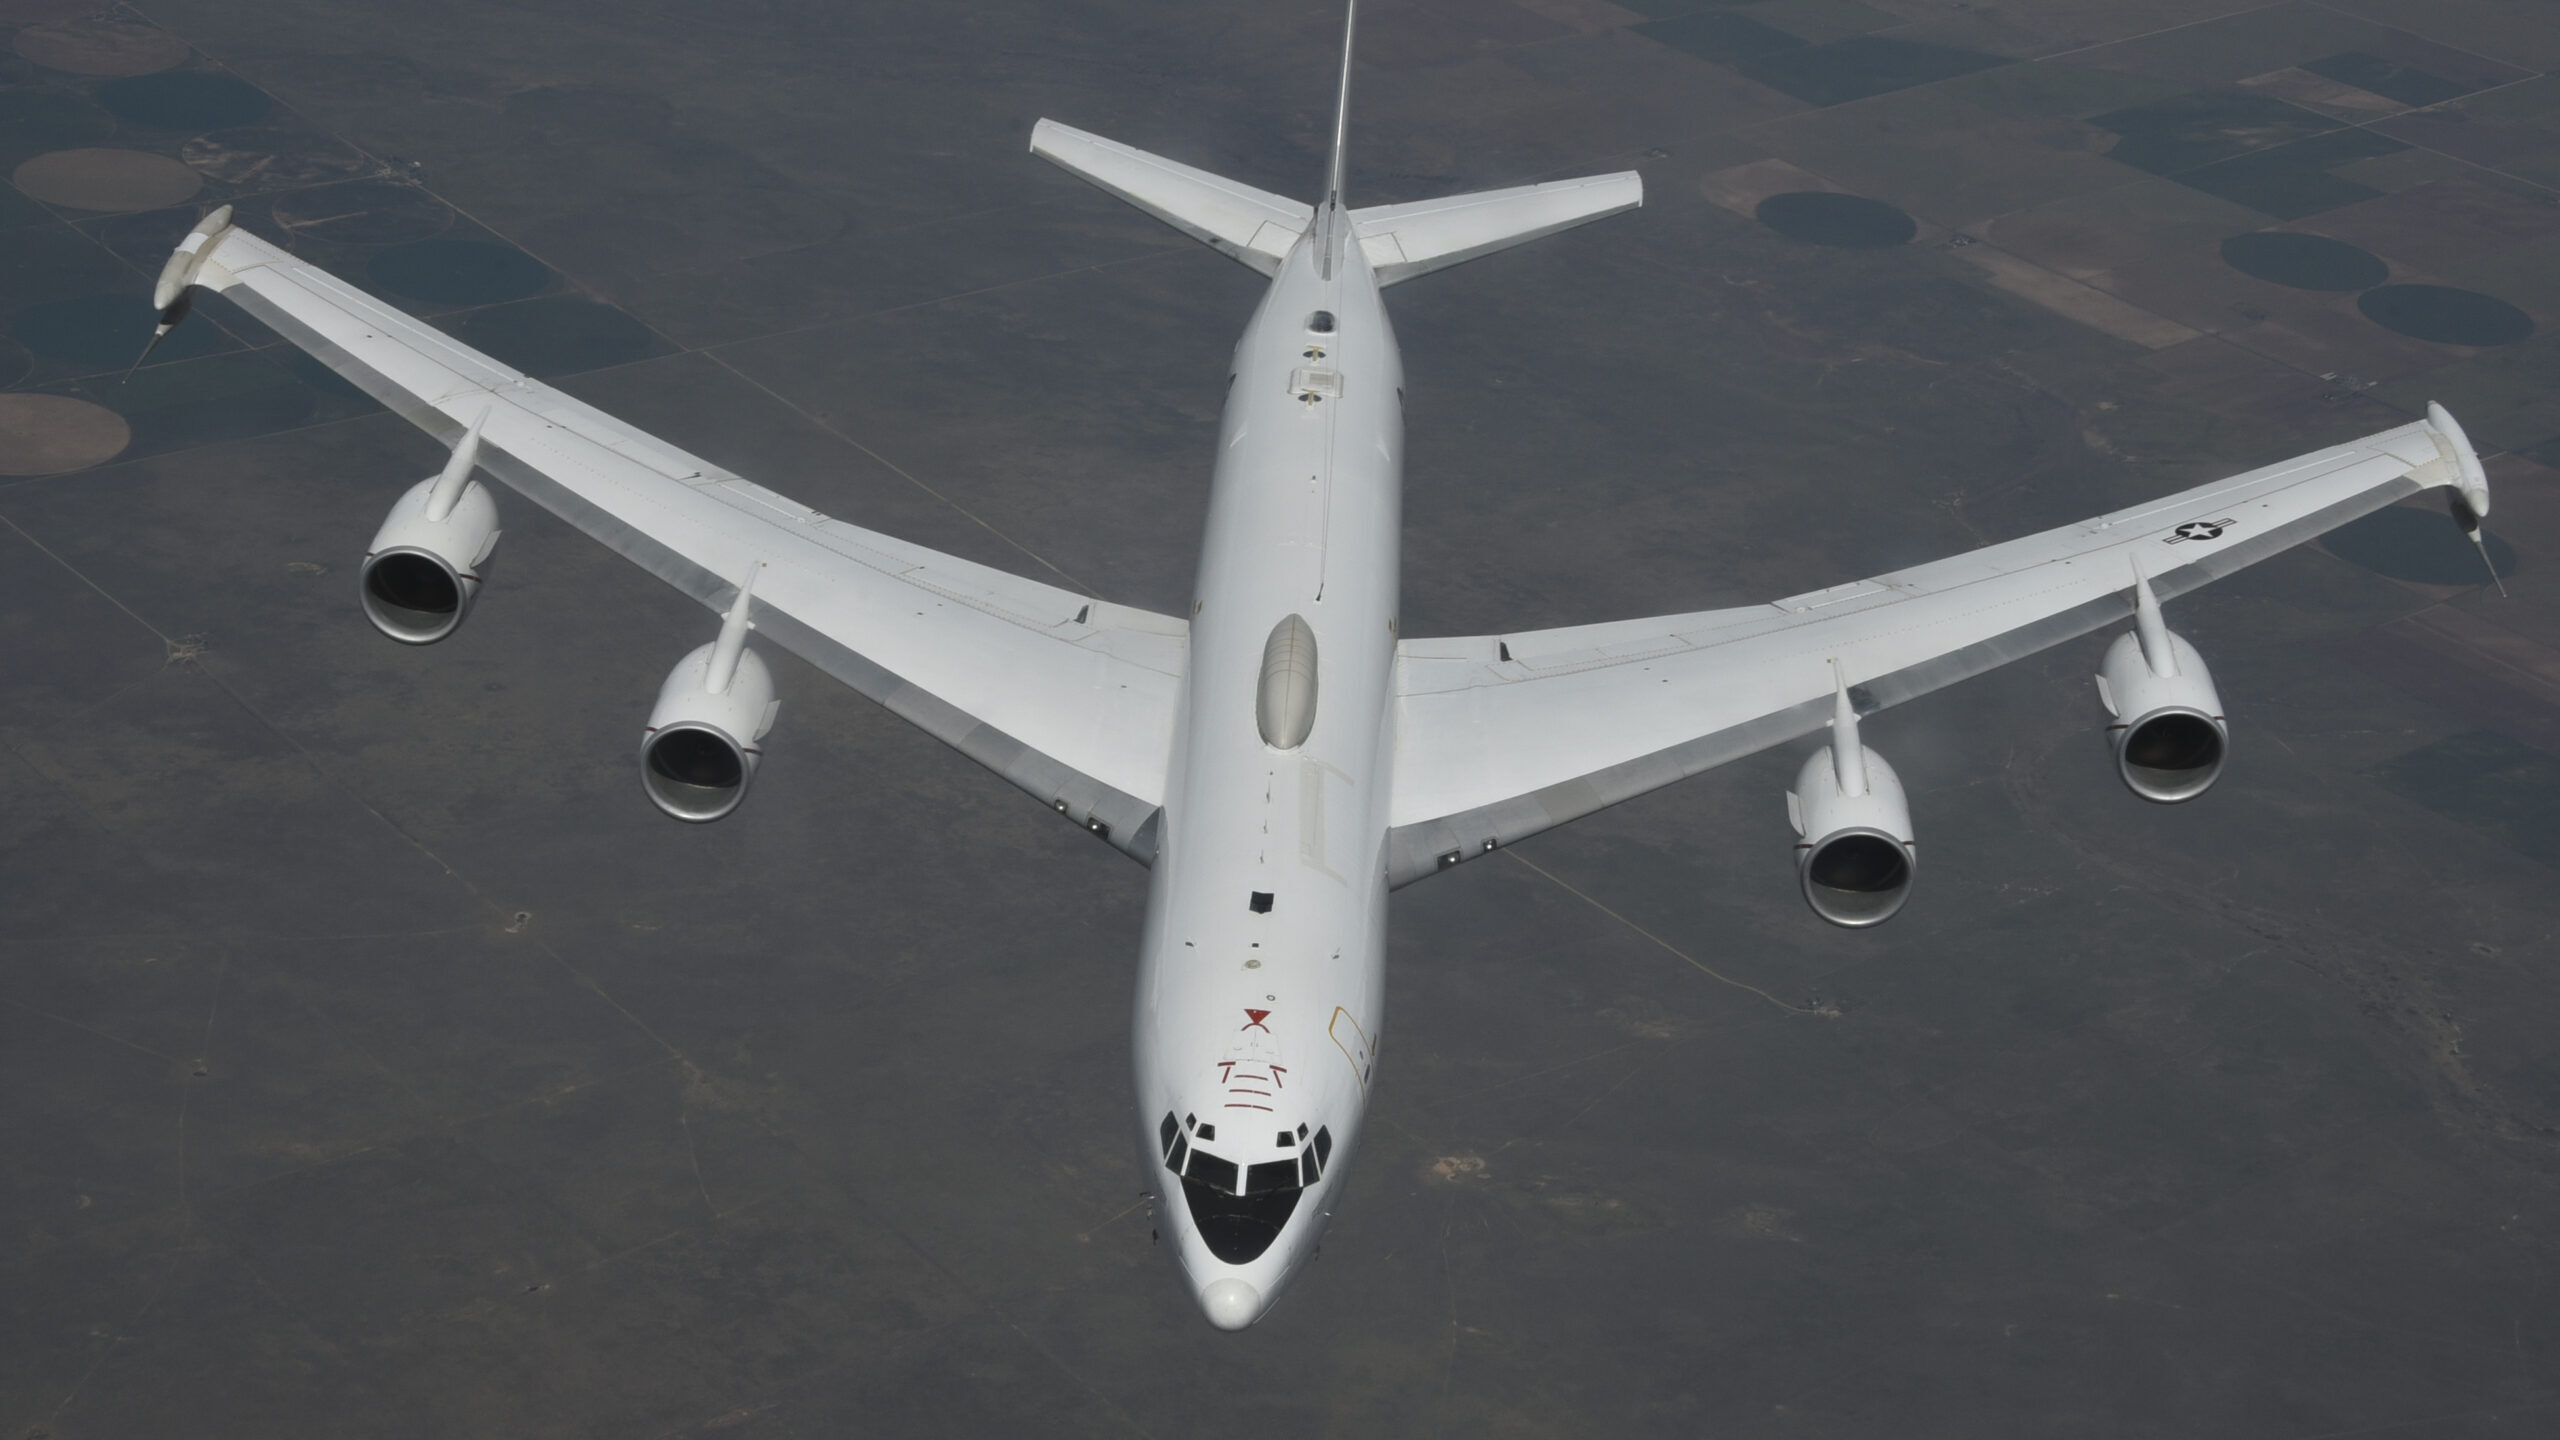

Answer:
[1307,310,1336,334]
[1245,1159,1301,1195]
[1313,1126,1332,1167]
[1188,1150,1239,1195]
[1249,891,1274,913]
[1160,1112,1179,1157]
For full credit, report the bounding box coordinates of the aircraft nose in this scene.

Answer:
[1198,1277,1264,1331]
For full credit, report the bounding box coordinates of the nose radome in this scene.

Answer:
[1198,1277,1264,1331]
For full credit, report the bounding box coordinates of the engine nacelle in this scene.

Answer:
[2098,558,2227,804]
[1789,745,1917,928]
[361,420,501,644]
[361,475,499,643]
[640,575,779,822]
[2097,628,2226,802]
[1787,673,1917,928]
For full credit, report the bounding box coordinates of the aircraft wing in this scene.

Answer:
[1386,413,2492,886]
[176,214,1185,859]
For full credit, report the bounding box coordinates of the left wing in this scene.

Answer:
[1388,411,2493,885]
[159,208,1186,857]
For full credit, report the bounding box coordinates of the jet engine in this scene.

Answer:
[1786,671,1917,928]
[361,415,500,644]
[2096,564,2226,803]
[640,570,778,822]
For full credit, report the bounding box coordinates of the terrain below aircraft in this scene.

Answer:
[139,7,2502,1331]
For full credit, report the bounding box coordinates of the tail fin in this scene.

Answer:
[1326,0,1357,210]
[1030,119,1311,277]
[1309,0,1363,276]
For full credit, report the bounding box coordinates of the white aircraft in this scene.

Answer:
[141,3,2501,1331]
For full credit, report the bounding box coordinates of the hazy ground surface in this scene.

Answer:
[5,1,2560,1435]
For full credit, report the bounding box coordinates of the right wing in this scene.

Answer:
[1389,413,2489,885]
[171,211,1187,858]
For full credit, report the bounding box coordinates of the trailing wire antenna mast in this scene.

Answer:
[1316,0,1358,279]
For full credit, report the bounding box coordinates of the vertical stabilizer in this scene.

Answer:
[1316,0,1359,277]
[1326,0,1357,210]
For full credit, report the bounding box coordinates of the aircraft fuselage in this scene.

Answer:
[1132,215,1402,1329]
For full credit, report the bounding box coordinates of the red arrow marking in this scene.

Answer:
[1243,1008,1271,1031]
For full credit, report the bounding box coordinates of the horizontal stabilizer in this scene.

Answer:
[1350,172,1642,286]
[1031,119,1312,277]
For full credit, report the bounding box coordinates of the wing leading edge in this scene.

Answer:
[1388,414,2489,886]
[178,213,1185,859]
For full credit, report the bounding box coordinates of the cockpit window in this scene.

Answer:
[1187,1149,1239,1196]
[1299,1123,1333,1187]
[1182,1146,1305,1264]
[1165,1112,1334,1260]
[1245,1159,1299,1195]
